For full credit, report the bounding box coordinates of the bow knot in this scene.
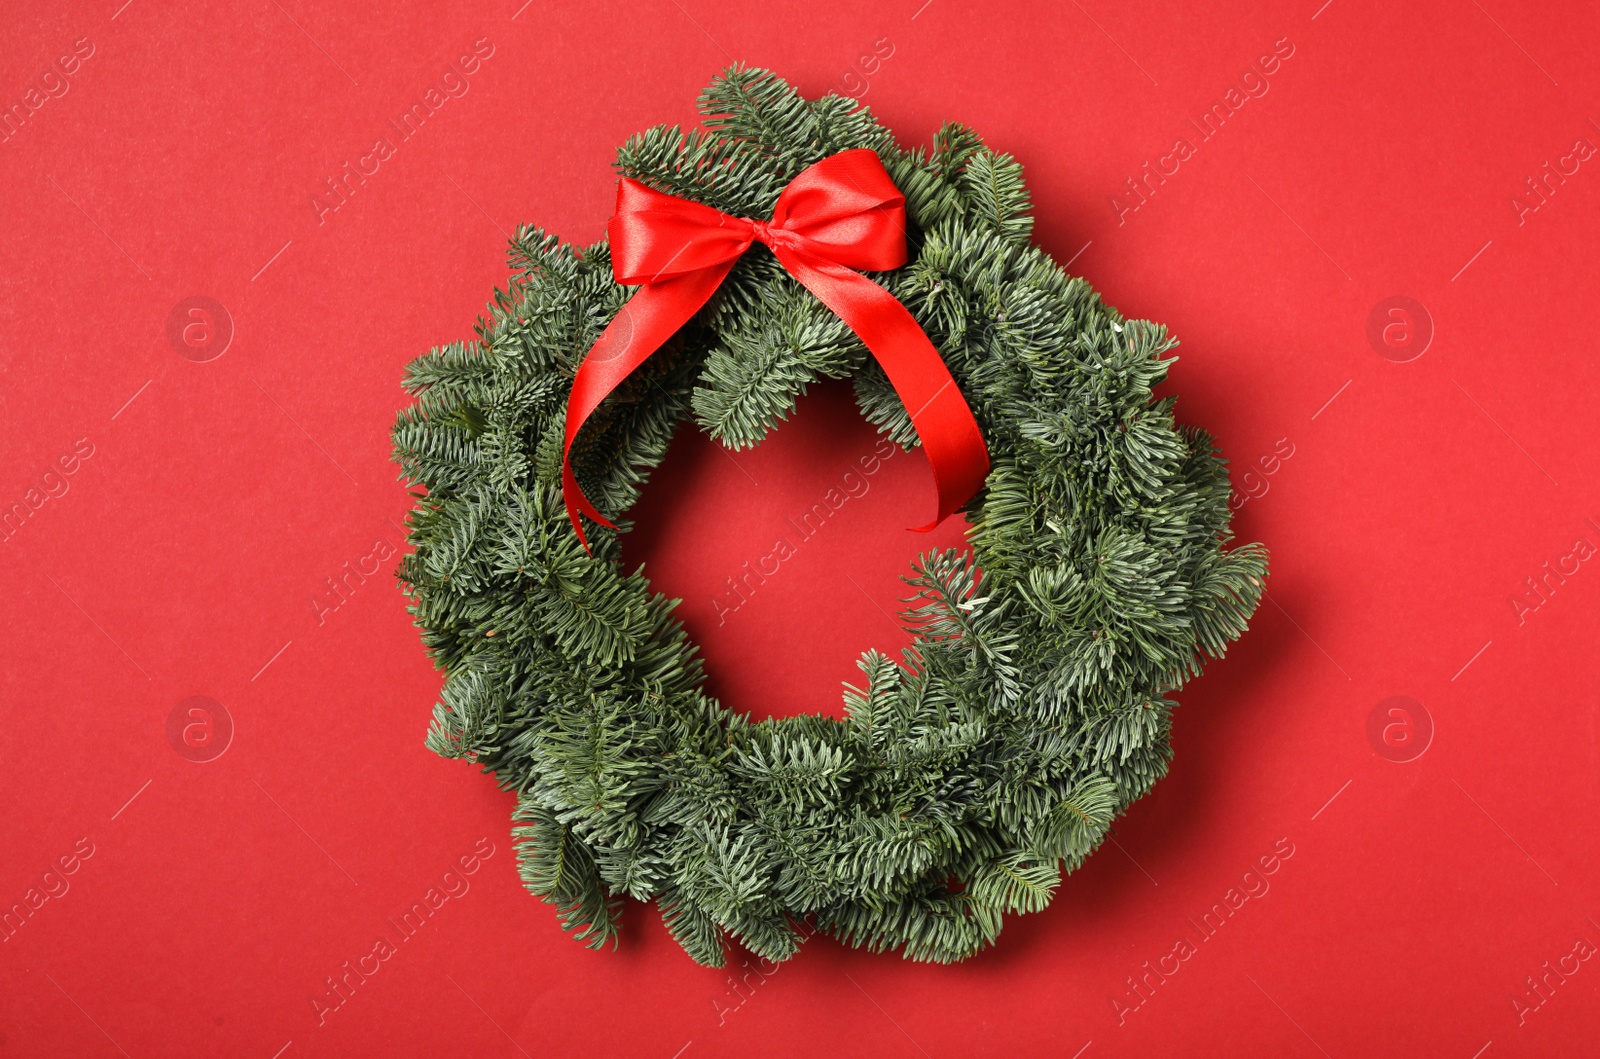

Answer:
[747,218,774,245]
[563,149,990,550]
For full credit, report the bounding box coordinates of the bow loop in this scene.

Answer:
[608,181,755,283]
[564,148,989,550]
[768,152,909,273]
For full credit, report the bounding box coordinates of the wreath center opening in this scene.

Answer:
[622,376,970,722]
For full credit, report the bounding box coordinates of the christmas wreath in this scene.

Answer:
[391,67,1265,967]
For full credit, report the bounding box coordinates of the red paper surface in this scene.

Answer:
[3,2,1598,1056]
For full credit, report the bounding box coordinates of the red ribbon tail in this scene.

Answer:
[561,267,736,553]
[772,248,990,532]
[909,396,990,531]
[562,461,617,552]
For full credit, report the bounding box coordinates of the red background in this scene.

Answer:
[3,0,1598,1056]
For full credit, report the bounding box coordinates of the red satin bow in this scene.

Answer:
[562,148,990,549]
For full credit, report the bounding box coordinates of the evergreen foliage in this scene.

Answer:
[391,67,1266,967]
